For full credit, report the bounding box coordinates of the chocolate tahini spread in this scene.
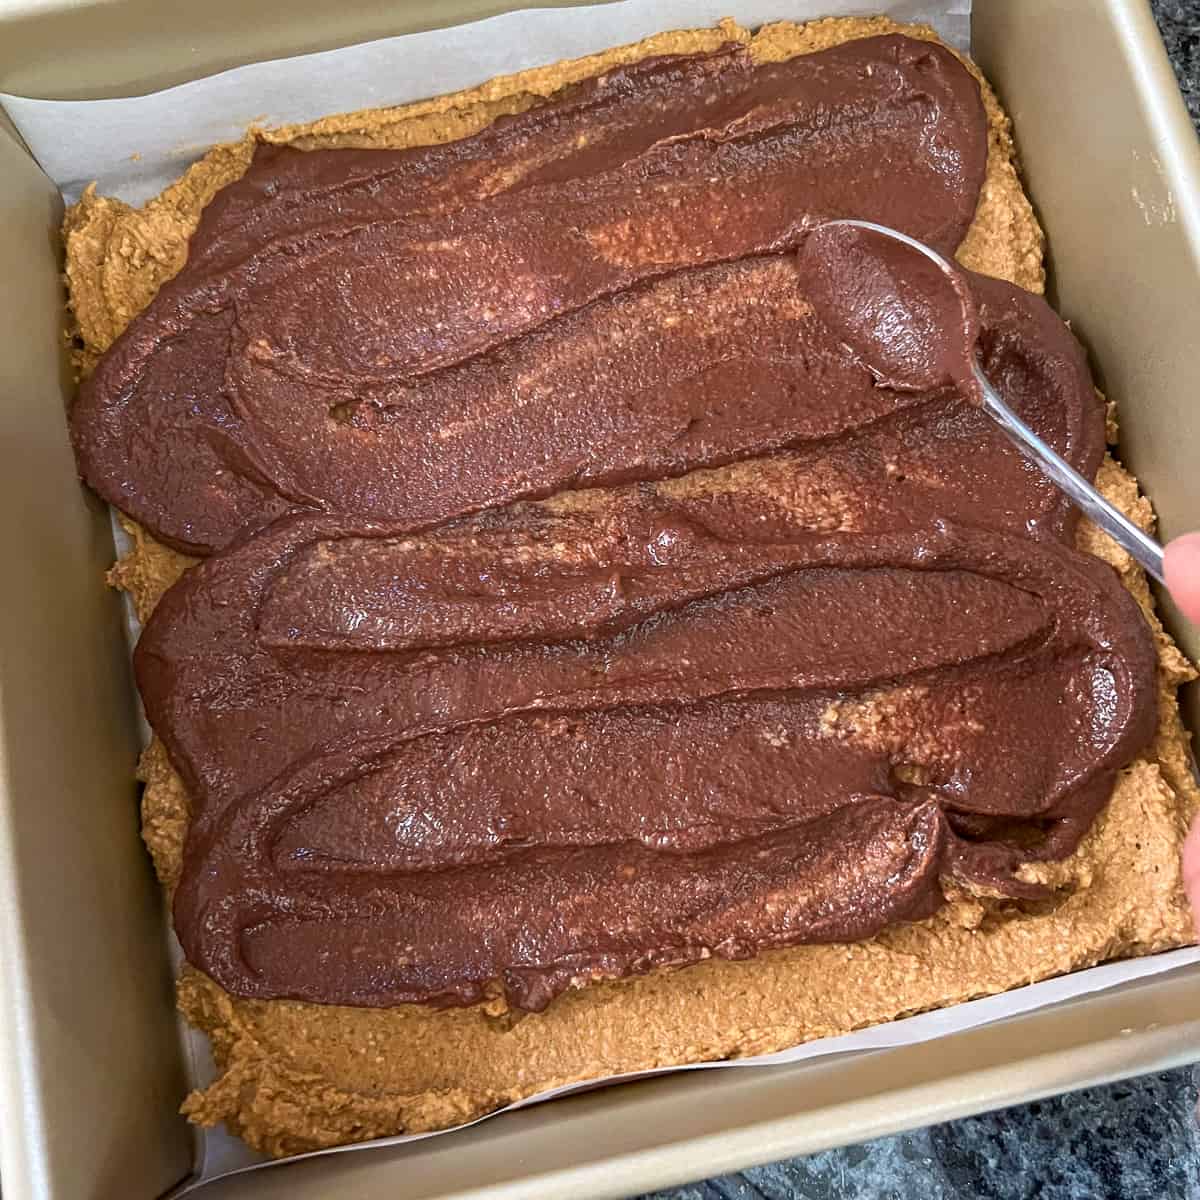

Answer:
[80,33,1157,1014]
[72,35,989,554]
[141,496,1156,1011]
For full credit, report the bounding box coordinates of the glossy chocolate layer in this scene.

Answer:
[72,35,989,554]
[141,493,1157,1011]
[134,245,1108,821]
[111,31,1157,1014]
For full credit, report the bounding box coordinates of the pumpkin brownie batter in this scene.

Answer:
[65,15,1198,1158]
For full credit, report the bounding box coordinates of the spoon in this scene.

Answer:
[812,219,1166,584]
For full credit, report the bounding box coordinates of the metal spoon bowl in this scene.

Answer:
[819,219,1166,584]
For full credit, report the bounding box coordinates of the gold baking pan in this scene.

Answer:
[0,1,1196,1196]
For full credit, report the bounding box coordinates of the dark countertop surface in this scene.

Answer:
[644,2,1200,1197]
[1156,0,1200,123]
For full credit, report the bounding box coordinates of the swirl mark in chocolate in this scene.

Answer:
[72,35,988,553]
[142,502,1156,1010]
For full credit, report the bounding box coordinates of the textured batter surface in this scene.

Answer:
[65,15,1198,1159]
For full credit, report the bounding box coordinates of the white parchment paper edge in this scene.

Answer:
[2,0,968,205]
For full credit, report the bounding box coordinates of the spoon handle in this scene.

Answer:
[974,363,1166,584]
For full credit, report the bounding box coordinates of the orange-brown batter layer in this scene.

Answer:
[65,15,1197,1159]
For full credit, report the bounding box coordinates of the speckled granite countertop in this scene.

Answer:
[1155,0,1200,123]
[643,3,1200,1197]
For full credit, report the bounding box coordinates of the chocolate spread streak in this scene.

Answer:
[142,496,1157,1011]
[71,35,990,554]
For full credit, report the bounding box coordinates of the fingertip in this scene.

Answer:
[1164,533,1200,625]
